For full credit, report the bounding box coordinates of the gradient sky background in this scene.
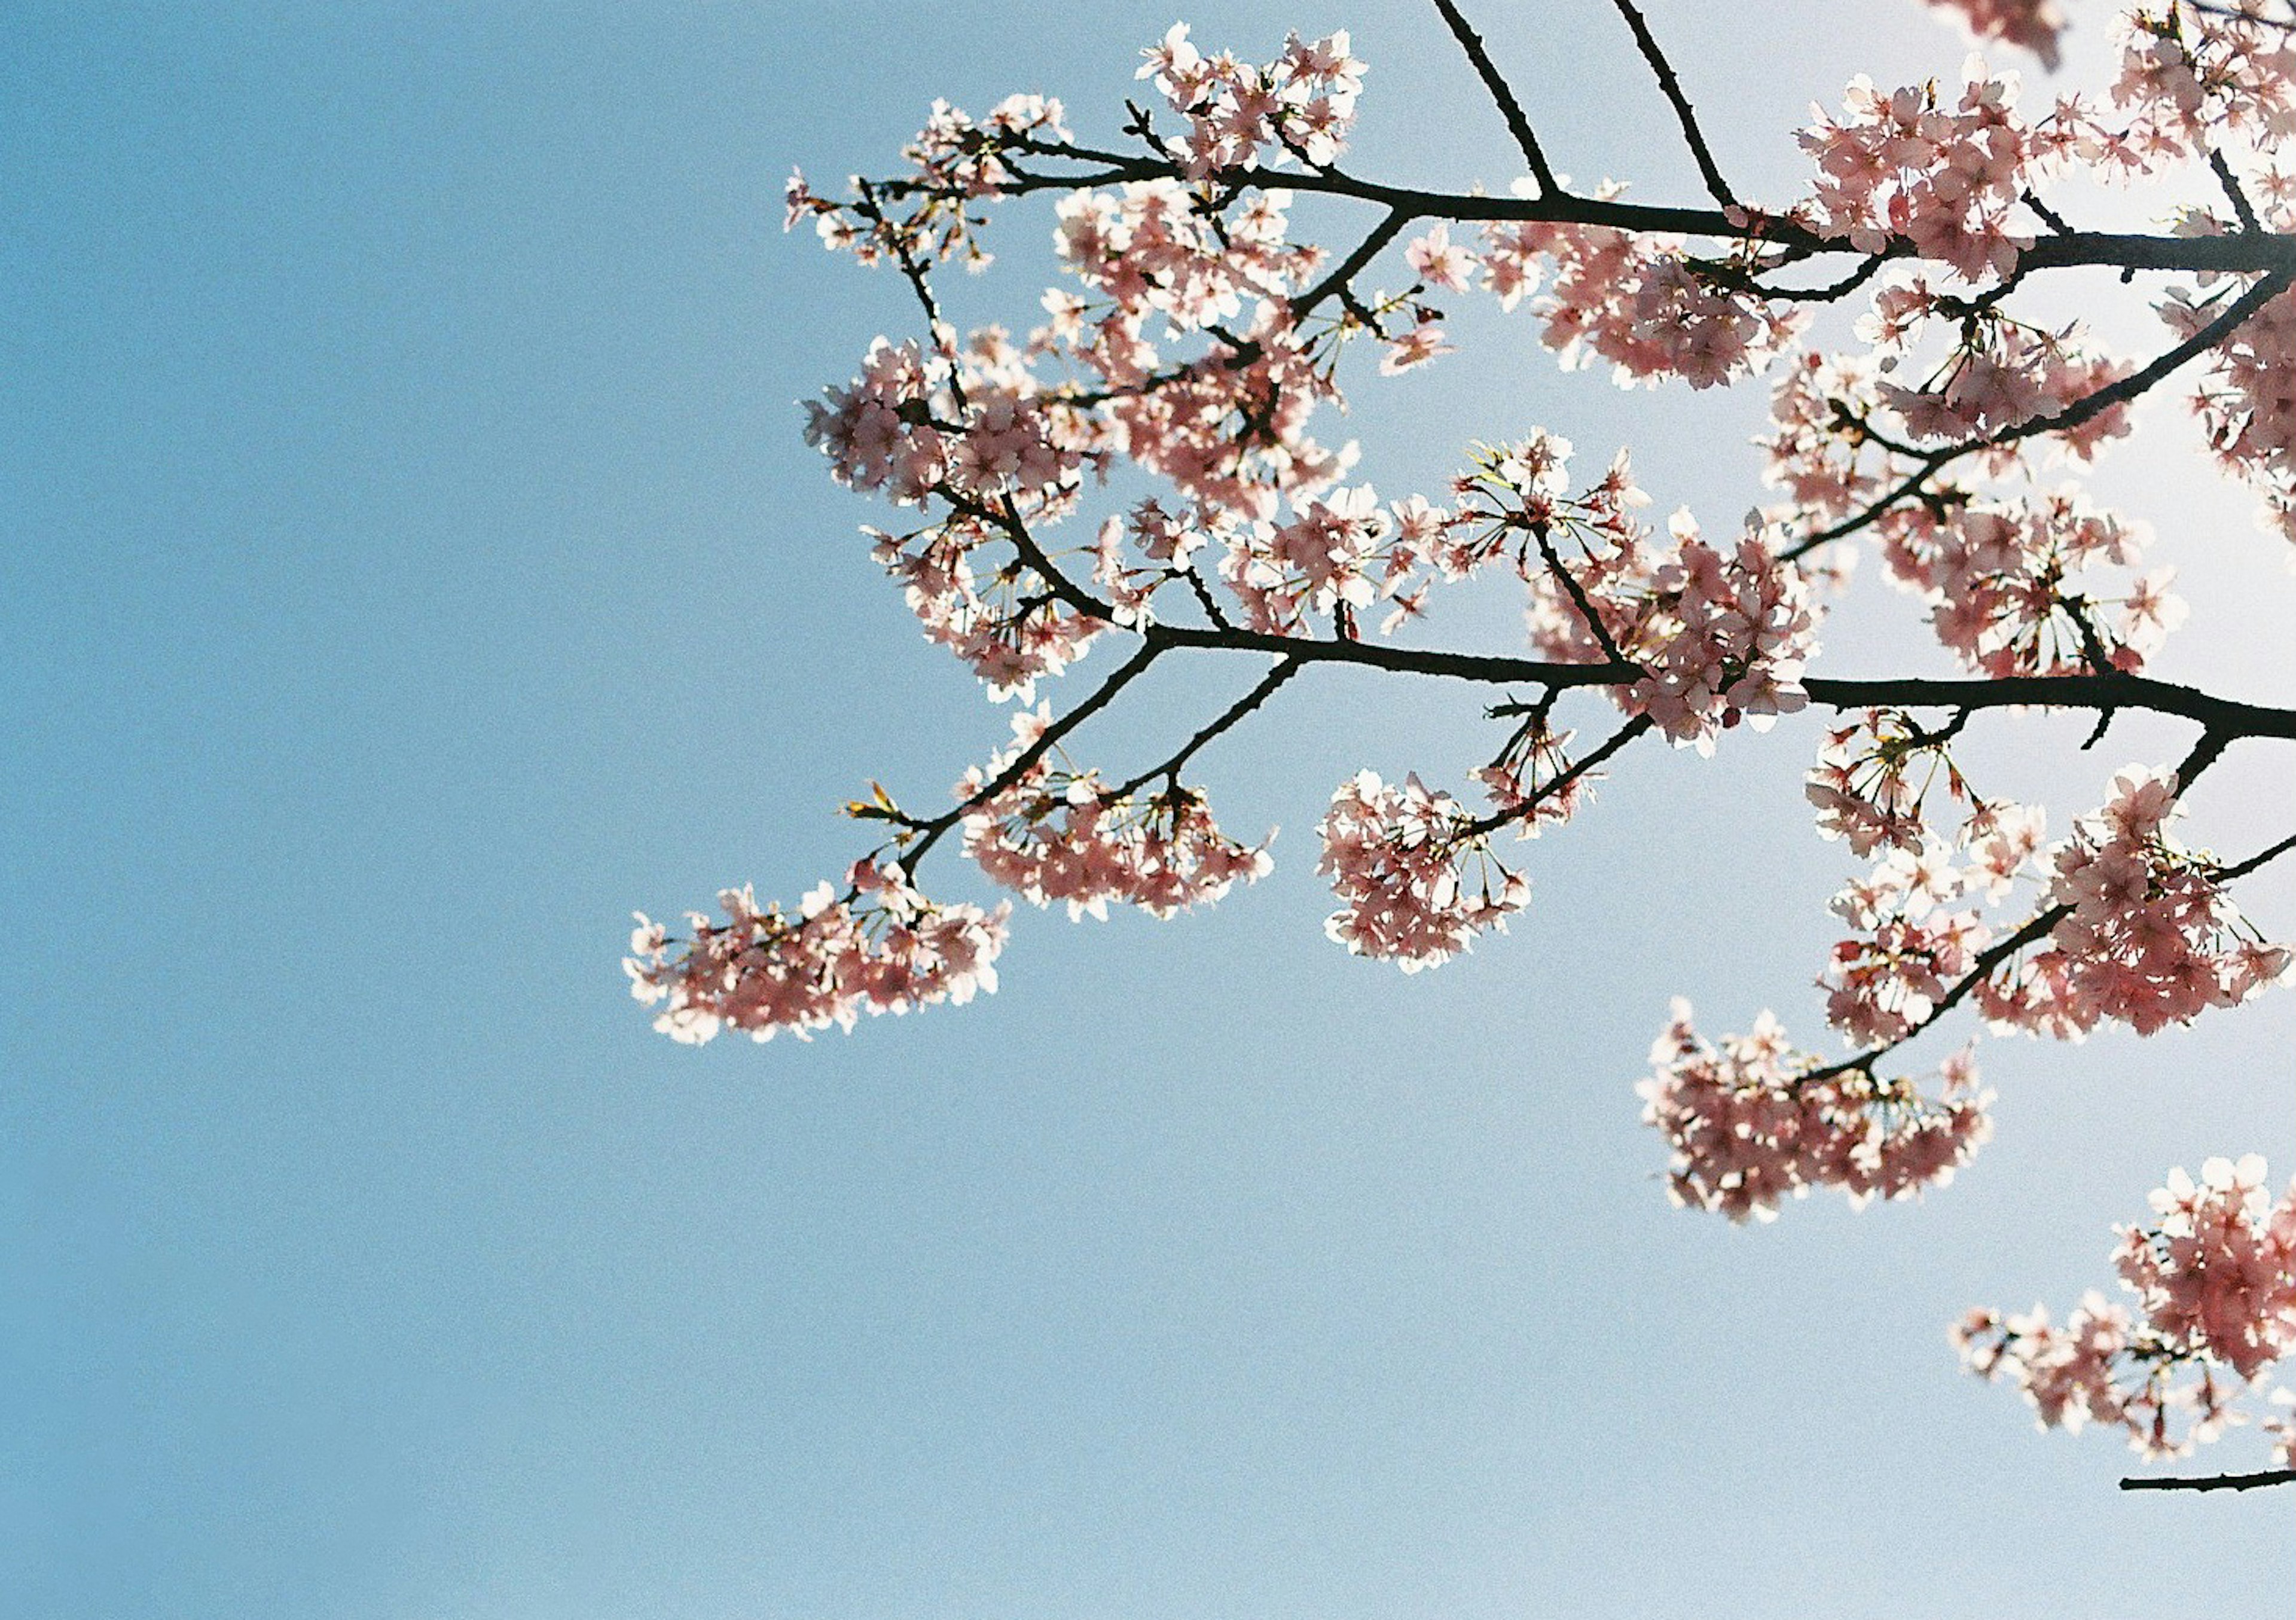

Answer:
[6,2,2294,1615]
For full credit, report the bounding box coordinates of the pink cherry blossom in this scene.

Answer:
[1317,770,1531,971]
[625,864,1009,1045]
[1638,1000,1992,1223]
[1960,1157,2296,1457]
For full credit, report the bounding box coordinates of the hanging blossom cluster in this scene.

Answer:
[1808,707,1984,857]
[1049,183,1354,520]
[1802,709,2050,1047]
[1801,748,2289,1055]
[1867,302,2135,450]
[1956,1155,2296,1460]
[1822,837,2000,1048]
[1636,1000,1993,1224]
[2107,4,2296,163]
[2116,4,2296,556]
[624,864,1009,1046]
[2167,277,2296,547]
[1759,312,2165,678]
[958,705,1274,919]
[1880,493,2175,678]
[804,332,1107,701]
[1980,765,2291,1037]
[1433,196,1808,390]
[1317,770,1534,971]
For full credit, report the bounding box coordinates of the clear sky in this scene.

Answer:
[5,2,2292,1615]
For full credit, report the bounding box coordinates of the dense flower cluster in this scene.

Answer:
[1870,310,2134,450]
[1957,1156,2296,1459]
[1978,765,2290,1037]
[2167,279,2296,547]
[1824,838,1995,1047]
[2108,4,2296,163]
[958,706,1273,918]
[1797,66,2049,284]
[2120,1155,2296,1381]
[1471,193,1805,389]
[1879,492,2171,676]
[1523,505,1821,752]
[625,864,1010,1045]
[1637,1001,1993,1223]
[1220,484,1392,633]
[1808,708,1981,857]
[1136,24,1367,176]
[1317,770,1532,971]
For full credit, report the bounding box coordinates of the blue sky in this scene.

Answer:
[5,2,2292,1615]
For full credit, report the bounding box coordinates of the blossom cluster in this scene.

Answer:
[1877,492,2173,677]
[1051,184,1351,521]
[1317,770,1532,971]
[1868,308,2134,452]
[1807,708,1983,858]
[1823,837,1996,1048]
[1980,766,2291,1036]
[958,706,1273,919]
[783,92,1071,272]
[1454,197,1803,389]
[1136,24,1367,176]
[2107,4,2296,163]
[2166,279,2296,548]
[1957,1155,2296,1460]
[1516,501,1820,752]
[1637,1000,1993,1224]
[868,516,1106,703]
[1797,67,2046,284]
[625,864,1010,1045]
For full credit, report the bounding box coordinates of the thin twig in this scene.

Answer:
[1110,657,1303,797]
[1606,0,1738,208]
[1428,0,1561,196]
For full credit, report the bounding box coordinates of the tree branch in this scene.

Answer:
[1787,270,2295,557]
[1110,655,1303,797]
[2120,1468,2296,1493]
[1427,0,1561,196]
[997,139,2296,280]
[1605,0,1738,208]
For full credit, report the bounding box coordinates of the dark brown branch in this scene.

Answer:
[2206,146,2263,234]
[994,139,2296,280]
[2120,1468,2296,1493]
[1534,528,1632,667]
[1428,0,1561,197]
[1294,209,1409,318]
[1461,713,1652,837]
[1140,620,2296,738]
[1110,656,1303,797]
[2216,828,2296,883]
[1605,0,1738,208]
[899,638,1165,871]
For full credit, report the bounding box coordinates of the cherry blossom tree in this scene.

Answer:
[631,0,2296,1492]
